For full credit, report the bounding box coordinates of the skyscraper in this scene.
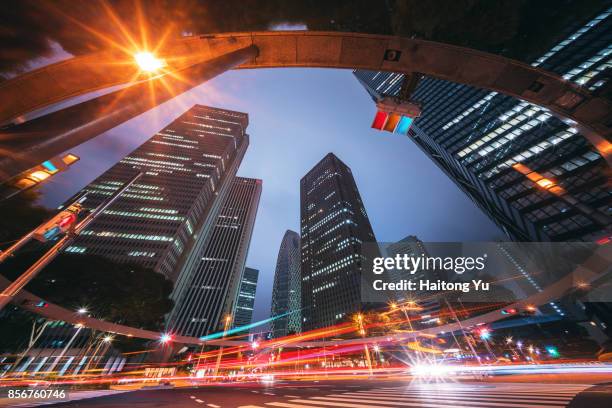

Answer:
[300,153,378,331]
[384,235,429,287]
[63,105,249,283]
[233,267,259,329]
[354,5,612,243]
[270,230,301,338]
[168,177,261,338]
[384,236,441,326]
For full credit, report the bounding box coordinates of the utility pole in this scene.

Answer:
[355,314,373,376]
[213,315,232,380]
[0,173,142,311]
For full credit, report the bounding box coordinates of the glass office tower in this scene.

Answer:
[63,105,249,283]
[233,267,260,329]
[354,6,612,243]
[168,177,261,338]
[300,153,378,331]
[270,230,301,338]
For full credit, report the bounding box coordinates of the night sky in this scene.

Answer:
[36,67,504,324]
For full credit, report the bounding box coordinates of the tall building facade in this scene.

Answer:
[354,5,612,243]
[233,267,259,329]
[167,177,261,338]
[300,153,378,331]
[384,236,441,325]
[384,235,429,286]
[63,105,249,283]
[270,230,301,338]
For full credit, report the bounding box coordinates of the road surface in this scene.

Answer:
[5,380,611,408]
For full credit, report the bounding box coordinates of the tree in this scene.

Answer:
[0,190,52,250]
[0,253,174,331]
[0,307,39,354]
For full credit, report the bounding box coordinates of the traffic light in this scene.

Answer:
[395,116,413,135]
[371,97,421,135]
[371,111,388,130]
[32,204,82,243]
[2,153,80,201]
[383,113,401,132]
[546,346,559,357]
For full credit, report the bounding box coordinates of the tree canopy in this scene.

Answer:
[0,190,51,251]
[0,252,174,331]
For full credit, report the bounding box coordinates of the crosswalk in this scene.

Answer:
[238,383,591,408]
[4,389,132,407]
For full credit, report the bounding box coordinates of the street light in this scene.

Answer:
[160,333,173,344]
[77,307,88,314]
[103,335,114,343]
[479,328,491,340]
[134,51,165,73]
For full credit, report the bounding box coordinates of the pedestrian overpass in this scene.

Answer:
[0,31,610,181]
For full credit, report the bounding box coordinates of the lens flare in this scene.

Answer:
[134,51,165,72]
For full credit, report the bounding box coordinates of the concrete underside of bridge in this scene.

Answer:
[0,31,610,181]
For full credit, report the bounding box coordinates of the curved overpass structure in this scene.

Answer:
[0,30,610,352]
[0,31,610,175]
[2,243,610,349]
[0,273,243,347]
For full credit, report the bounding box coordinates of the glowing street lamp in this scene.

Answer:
[160,333,173,344]
[479,328,491,340]
[77,307,88,314]
[546,346,560,357]
[103,335,114,343]
[134,51,166,73]
[576,281,590,289]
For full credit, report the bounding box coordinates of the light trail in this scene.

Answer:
[198,311,298,341]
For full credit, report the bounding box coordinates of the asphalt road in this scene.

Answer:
[8,380,612,408]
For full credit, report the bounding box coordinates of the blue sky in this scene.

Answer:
[37,67,504,323]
